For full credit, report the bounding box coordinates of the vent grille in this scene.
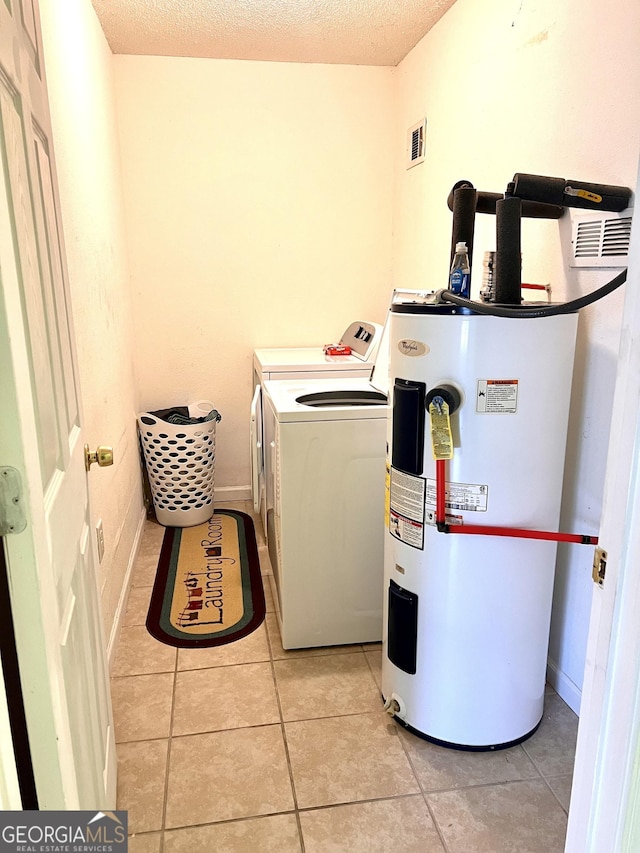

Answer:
[603,217,633,256]
[571,212,633,268]
[411,127,422,160]
[406,119,426,169]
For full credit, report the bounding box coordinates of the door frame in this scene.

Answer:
[566,159,640,850]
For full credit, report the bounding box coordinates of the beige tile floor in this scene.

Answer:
[113,501,578,853]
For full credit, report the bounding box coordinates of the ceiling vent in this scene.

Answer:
[406,119,426,169]
[570,210,633,268]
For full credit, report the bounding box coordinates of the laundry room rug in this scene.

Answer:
[146,509,265,648]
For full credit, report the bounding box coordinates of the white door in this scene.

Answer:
[0,0,115,808]
[565,157,640,850]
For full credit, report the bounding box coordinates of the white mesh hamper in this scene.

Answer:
[137,401,219,527]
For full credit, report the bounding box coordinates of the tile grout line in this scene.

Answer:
[361,641,449,851]
[265,622,368,664]
[423,774,559,797]
[295,791,437,820]
[265,609,307,853]
[156,652,178,852]
[521,740,577,781]
[157,792,443,835]
[540,774,572,816]
[158,570,180,853]
[119,532,173,848]
[112,669,175,682]
[158,809,300,836]
[394,725,452,853]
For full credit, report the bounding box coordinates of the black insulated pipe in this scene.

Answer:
[447,180,563,219]
[512,173,632,212]
[449,185,477,271]
[493,188,522,305]
[511,174,566,206]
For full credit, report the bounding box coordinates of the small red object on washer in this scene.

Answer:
[323,344,352,356]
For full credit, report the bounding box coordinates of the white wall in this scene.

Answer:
[113,56,395,494]
[393,0,640,709]
[38,0,144,644]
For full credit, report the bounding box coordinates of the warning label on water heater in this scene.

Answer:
[476,379,519,413]
[389,468,425,549]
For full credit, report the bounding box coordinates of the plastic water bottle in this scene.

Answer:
[449,241,471,298]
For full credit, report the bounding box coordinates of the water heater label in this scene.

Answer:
[476,379,519,413]
[389,468,425,549]
[426,480,488,513]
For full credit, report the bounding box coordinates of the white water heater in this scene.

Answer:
[381,302,579,749]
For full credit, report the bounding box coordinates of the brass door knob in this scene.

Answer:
[84,444,114,471]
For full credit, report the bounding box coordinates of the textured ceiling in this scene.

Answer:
[91,0,458,66]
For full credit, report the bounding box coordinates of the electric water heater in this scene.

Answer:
[381,301,579,749]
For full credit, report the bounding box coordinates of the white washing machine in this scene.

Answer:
[251,321,382,534]
[262,376,388,648]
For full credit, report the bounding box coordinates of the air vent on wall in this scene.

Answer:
[406,119,426,169]
[570,210,633,268]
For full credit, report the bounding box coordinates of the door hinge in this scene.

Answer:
[0,467,27,535]
[592,546,607,586]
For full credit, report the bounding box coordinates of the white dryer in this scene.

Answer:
[251,321,382,533]
[262,377,388,649]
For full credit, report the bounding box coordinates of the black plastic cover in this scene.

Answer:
[387,580,418,675]
[392,379,426,475]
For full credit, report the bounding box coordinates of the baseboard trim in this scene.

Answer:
[103,722,117,808]
[215,485,251,502]
[107,505,147,672]
[547,657,582,715]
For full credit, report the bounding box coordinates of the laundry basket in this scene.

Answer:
[137,401,221,527]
